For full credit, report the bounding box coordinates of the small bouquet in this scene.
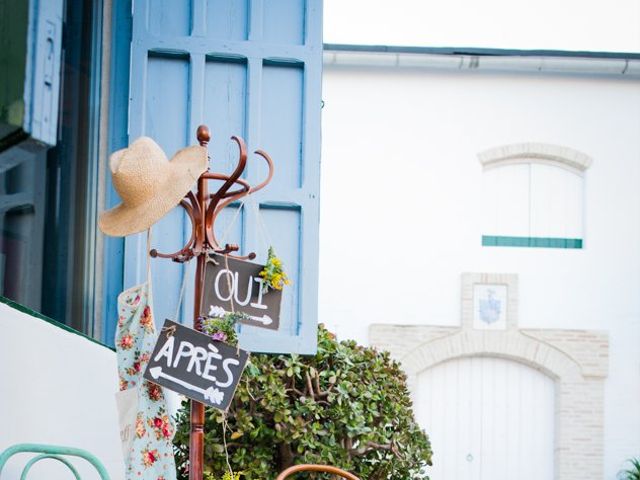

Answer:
[258,247,291,293]
[202,307,250,347]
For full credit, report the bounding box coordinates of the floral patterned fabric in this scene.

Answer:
[116,282,177,480]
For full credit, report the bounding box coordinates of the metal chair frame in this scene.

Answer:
[0,443,110,479]
[276,464,360,480]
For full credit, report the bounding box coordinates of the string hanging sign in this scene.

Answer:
[201,253,283,330]
[143,319,249,411]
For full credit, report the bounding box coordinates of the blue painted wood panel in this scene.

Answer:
[149,1,191,37]
[204,58,248,166]
[207,0,248,40]
[21,0,65,146]
[115,0,323,353]
[260,63,303,189]
[142,54,191,323]
[263,0,306,45]
[102,0,132,345]
[238,206,301,337]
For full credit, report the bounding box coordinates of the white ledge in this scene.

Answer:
[323,51,640,78]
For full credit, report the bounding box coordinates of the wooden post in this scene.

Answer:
[189,127,209,480]
[188,253,206,479]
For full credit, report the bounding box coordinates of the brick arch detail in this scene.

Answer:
[477,142,593,174]
[399,330,582,382]
[385,328,605,480]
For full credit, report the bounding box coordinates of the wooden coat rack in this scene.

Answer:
[149,125,273,480]
[150,125,360,480]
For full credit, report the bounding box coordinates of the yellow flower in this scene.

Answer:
[258,247,292,292]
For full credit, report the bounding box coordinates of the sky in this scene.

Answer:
[324,0,640,53]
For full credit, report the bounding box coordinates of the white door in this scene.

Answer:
[416,356,555,480]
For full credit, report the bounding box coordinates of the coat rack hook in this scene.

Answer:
[149,124,273,263]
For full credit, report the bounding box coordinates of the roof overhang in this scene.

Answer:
[323,44,640,78]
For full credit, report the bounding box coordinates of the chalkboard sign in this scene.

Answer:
[201,254,282,331]
[143,320,249,411]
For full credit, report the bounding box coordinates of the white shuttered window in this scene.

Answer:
[479,143,591,248]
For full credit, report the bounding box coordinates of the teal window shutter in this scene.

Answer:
[116,0,322,354]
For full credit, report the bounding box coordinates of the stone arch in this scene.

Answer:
[477,142,593,175]
[399,330,583,383]
[390,328,605,480]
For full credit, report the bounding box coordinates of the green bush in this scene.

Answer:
[173,325,432,479]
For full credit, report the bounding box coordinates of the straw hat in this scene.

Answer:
[99,137,208,237]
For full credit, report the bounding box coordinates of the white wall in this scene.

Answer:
[0,302,124,479]
[319,64,640,479]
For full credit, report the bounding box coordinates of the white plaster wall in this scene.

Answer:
[319,65,640,479]
[0,302,124,479]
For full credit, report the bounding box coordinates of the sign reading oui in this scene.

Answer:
[143,320,249,411]
[201,254,282,331]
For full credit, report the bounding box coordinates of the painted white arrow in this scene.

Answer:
[208,305,273,326]
[250,314,273,325]
[148,366,224,405]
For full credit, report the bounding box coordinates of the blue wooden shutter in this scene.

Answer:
[117,0,322,354]
[25,0,64,146]
[0,0,64,147]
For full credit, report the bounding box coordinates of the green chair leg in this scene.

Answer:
[0,443,110,479]
[20,454,82,480]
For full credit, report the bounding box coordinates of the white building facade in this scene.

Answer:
[320,45,640,480]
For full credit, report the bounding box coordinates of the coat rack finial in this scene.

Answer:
[197,125,211,146]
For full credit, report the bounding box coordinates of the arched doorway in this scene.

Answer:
[416,356,555,480]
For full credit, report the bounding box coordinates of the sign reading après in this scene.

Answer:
[143,320,248,411]
[201,254,282,330]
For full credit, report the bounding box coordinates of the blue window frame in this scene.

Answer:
[0,0,104,335]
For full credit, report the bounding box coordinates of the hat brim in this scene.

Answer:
[99,145,207,237]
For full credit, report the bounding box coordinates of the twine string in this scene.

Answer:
[222,413,234,477]
[218,193,275,258]
[146,227,153,295]
[249,196,273,253]
[218,198,246,250]
[161,325,176,338]
[174,261,191,323]
[220,255,244,355]
[223,254,235,314]
[222,254,244,355]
